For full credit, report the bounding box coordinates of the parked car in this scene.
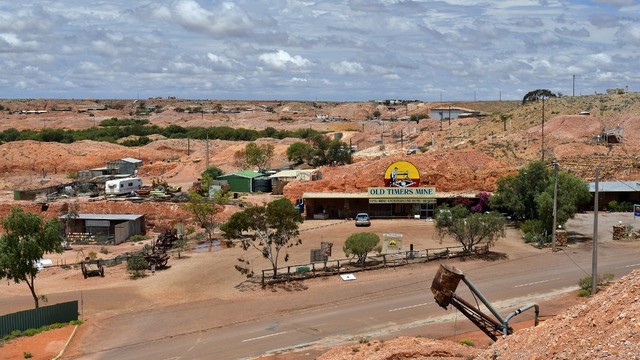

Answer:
[355,213,371,227]
[406,146,420,155]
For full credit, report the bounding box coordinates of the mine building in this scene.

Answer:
[301,160,478,220]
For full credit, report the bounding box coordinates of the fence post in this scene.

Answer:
[383,254,387,268]
[287,266,291,282]
[337,260,340,275]
[312,262,316,277]
[262,270,265,288]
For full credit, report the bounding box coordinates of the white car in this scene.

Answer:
[406,146,420,155]
[355,213,371,227]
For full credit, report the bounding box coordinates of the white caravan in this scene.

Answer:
[105,177,142,195]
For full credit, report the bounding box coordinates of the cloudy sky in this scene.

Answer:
[1,0,639,101]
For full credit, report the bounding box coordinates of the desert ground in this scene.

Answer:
[1,211,638,359]
[2,95,640,359]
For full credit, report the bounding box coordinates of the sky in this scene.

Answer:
[1,0,640,101]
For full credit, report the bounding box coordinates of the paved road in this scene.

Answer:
[65,238,640,360]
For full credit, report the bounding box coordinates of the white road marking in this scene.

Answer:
[616,263,640,269]
[242,331,288,343]
[514,278,560,288]
[389,302,431,312]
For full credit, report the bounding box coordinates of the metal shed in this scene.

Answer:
[107,157,143,175]
[217,171,262,193]
[59,213,146,245]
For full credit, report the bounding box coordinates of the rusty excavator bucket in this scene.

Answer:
[430,264,539,341]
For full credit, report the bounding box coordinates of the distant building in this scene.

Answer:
[429,107,478,120]
[217,170,263,193]
[589,181,640,210]
[106,157,143,176]
[59,213,146,245]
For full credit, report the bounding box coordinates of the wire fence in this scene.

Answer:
[259,244,489,287]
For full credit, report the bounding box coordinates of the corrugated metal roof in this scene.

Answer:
[303,192,370,199]
[59,213,144,221]
[269,169,317,178]
[302,191,479,199]
[218,170,262,179]
[588,181,640,192]
[119,157,142,163]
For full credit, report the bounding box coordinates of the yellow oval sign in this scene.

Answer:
[384,161,420,187]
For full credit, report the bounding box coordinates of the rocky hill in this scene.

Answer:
[315,270,640,359]
[2,93,640,196]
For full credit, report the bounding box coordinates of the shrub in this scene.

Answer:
[24,352,33,358]
[127,234,150,242]
[99,246,109,255]
[127,254,148,279]
[459,338,475,347]
[88,251,97,260]
[578,273,615,296]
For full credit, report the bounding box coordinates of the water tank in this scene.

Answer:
[252,177,273,193]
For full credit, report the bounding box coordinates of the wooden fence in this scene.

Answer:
[260,244,489,287]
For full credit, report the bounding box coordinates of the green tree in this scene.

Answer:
[522,89,557,105]
[220,198,303,279]
[491,161,590,239]
[305,135,351,166]
[286,142,314,165]
[327,139,352,165]
[182,190,229,251]
[308,134,331,166]
[343,232,380,266]
[201,165,224,180]
[535,170,591,235]
[0,208,64,308]
[490,161,550,221]
[435,204,506,253]
[244,142,274,171]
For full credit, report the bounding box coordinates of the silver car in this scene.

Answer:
[355,213,371,227]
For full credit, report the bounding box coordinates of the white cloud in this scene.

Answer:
[206,53,234,70]
[0,1,638,100]
[259,50,312,71]
[172,0,256,37]
[331,61,364,75]
[615,23,640,46]
[592,0,636,6]
[0,33,38,51]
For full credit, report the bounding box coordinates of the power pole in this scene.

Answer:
[552,161,559,252]
[591,165,600,296]
[541,98,545,162]
[573,75,575,97]
[205,129,209,169]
